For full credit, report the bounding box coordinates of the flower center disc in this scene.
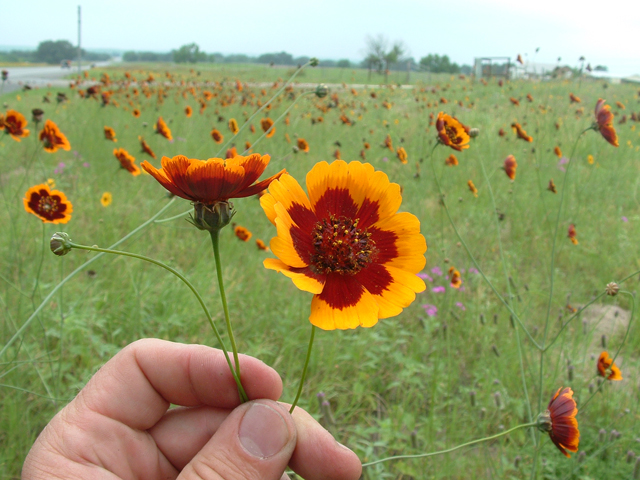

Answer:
[311,215,376,275]
[39,196,57,213]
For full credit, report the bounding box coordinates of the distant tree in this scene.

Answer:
[35,40,77,64]
[256,52,295,65]
[173,43,206,63]
[594,65,608,72]
[336,59,351,68]
[363,35,405,83]
[419,54,461,74]
[224,54,253,63]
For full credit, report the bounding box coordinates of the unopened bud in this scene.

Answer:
[627,450,636,463]
[598,428,607,443]
[492,345,500,357]
[601,334,607,348]
[50,232,72,256]
[189,201,235,232]
[315,84,329,98]
[309,57,319,67]
[494,391,502,409]
[514,455,521,469]
[469,390,476,407]
[605,282,619,296]
[469,127,480,138]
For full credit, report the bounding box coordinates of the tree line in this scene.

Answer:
[0,40,111,64]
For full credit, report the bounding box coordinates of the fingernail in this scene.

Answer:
[239,403,290,458]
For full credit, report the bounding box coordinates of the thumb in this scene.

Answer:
[178,400,296,480]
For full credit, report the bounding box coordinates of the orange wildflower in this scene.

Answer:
[226,146,238,159]
[467,180,478,197]
[615,101,625,110]
[538,387,579,458]
[436,112,470,151]
[260,118,275,138]
[141,153,285,206]
[445,154,458,166]
[185,106,193,117]
[3,110,30,141]
[548,179,557,193]
[396,147,408,164]
[594,99,618,147]
[503,155,517,180]
[211,128,224,144]
[132,109,141,118]
[567,224,578,245]
[23,183,73,224]
[449,267,462,288]
[104,126,117,142]
[510,97,520,106]
[297,138,310,153]
[229,118,239,135]
[384,134,393,151]
[526,93,533,102]
[340,114,351,125]
[569,93,581,103]
[139,136,157,159]
[260,160,427,330]
[256,239,269,251]
[155,116,173,141]
[234,225,252,241]
[113,148,141,176]
[511,122,533,142]
[39,119,71,153]
[554,146,562,158]
[597,351,622,380]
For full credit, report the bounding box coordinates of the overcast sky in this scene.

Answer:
[2,0,639,76]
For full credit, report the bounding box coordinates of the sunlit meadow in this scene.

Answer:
[1,62,640,479]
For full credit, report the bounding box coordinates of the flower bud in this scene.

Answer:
[606,282,619,296]
[315,84,329,98]
[310,57,319,67]
[50,232,72,256]
[190,201,235,233]
[469,127,480,138]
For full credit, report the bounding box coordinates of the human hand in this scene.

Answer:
[22,338,362,480]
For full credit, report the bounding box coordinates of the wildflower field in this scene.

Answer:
[1,63,640,479]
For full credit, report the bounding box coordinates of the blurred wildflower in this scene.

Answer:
[101,192,112,207]
[597,351,622,380]
[568,224,578,244]
[503,155,517,180]
[511,122,533,142]
[113,148,141,176]
[449,267,462,288]
[211,128,223,143]
[139,135,157,159]
[229,118,239,135]
[467,180,478,197]
[396,146,408,164]
[256,239,269,251]
[234,225,252,241]
[432,286,445,294]
[422,304,438,317]
[593,99,618,147]
[104,126,117,142]
[260,118,275,138]
[260,160,426,330]
[155,116,173,141]
[2,109,30,141]
[445,154,458,166]
[548,179,557,193]
[39,119,70,153]
[297,138,310,153]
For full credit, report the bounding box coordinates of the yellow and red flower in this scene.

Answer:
[261,160,427,330]
[297,138,310,153]
[445,154,458,166]
[436,112,470,151]
[568,224,578,245]
[155,116,173,141]
[396,147,408,164]
[597,351,623,380]
[104,126,117,142]
[113,148,141,176]
[211,128,224,144]
[554,146,562,158]
[449,267,462,288]
[234,225,252,241]
[511,122,533,142]
[503,155,517,180]
[260,118,275,138]
[594,99,618,147]
[39,119,71,153]
[23,184,73,224]
[3,109,30,141]
[185,106,193,118]
[229,118,239,135]
[141,153,285,205]
[138,136,157,159]
[538,387,580,458]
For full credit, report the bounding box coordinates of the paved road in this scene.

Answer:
[1,62,111,94]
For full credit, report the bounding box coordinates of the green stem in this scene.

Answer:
[478,155,535,444]
[153,209,190,223]
[208,229,245,401]
[241,91,316,155]
[215,61,313,157]
[362,422,537,467]
[68,240,248,402]
[427,145,541,349]
[290,325,316,413]
[31,223,46,300]
[537,127,590,412]
[0,198,177,360]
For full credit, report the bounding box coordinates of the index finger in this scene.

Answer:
[76,338,283,430]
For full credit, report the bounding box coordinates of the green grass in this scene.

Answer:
[1,65,639,479]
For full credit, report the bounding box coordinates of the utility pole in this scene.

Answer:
[77,6,81,75]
